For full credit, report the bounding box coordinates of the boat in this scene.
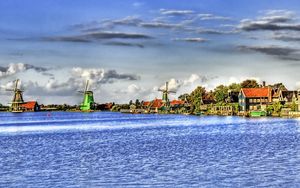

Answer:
[250,110,267,117]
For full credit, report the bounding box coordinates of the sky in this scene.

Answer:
[1,0,300,104]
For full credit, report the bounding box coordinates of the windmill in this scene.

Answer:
[79,80,95,111]
[6,79,25,112]
[158,81,176,107]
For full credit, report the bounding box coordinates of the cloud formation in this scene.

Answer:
[173,37,208,43]
[159,9,195,16]
[272,31,300,41]
[71,67,140,84]
[238,10,300,31]
[42,31,153,43]
[139,21,183,29]
[238,45,300,61]
[0,63,50,78]
[104,41,144,48]
[197,14,231,21]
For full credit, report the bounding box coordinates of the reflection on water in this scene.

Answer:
[0,112,300,187]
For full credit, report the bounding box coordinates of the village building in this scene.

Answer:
[278,91,298,105]
[170,100,185,107]
[20,101,40,112]
[239,88,272,112]
[226,91,239,103]
[142,99,163,113]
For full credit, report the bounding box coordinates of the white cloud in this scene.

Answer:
[0,63,52,79]
[127,84,141,93]
[183,74,200,85]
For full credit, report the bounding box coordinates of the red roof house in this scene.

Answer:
[21,101,40,112]
[239,88,272,111]
[170,100,185,106]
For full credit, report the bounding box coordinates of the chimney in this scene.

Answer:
[262,81,266,88]
[268,87,272,102]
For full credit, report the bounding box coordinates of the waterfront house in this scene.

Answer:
[239,88,272,111]
[170,100,185,107]
[278,91,298,105]
[21,101,40,112]
[143,99,163,113]
[226,90,239,103]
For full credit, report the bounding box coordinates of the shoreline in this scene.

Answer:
[0,110,299,119]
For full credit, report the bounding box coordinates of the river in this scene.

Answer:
[0,112,300,187]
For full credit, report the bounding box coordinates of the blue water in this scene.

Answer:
[0,112,300,187]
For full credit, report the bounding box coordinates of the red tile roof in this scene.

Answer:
[170,100,185,106]
[143,99,163,108]
[21,101,37,109]
[152,99,163,108]
[143,101,151,106]
[241,88,271,98]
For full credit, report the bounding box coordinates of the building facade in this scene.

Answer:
[239,88,272,111]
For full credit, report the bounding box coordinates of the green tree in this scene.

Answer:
[178,93,190,102]
[241,79,259,88]
[190,86,206,113]
[273,101,282,114]
[129,100,133,105]
[270,83,287,90]
[213,85,229,103]
[228,83,241,92]
[291,101,297,111]
[135,99,140,107]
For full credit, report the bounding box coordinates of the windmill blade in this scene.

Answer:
[84,80,89,92]
[5,89,14,92]
[168,91,176,94]
[158,89,165,92]
[165,82,168,92]
[14,79,19,91]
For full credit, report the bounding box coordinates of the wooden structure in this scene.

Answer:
[79,80,95,111]
[158,82,176,107]
[211,106,234,116]
[7,79,25,112]
[21,101,40,112]
[239,87,272,112]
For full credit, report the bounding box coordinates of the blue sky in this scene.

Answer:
[1,0,300,104]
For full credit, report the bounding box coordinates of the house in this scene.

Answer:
[143,99,163,113]
[202,92,216,104]
[239,88,272,111]
[226,91,239,103]
[278,91,298,105]
[170,100,185,107]
[21,101,40,112]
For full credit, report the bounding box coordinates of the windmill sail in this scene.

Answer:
[158,81,176,106]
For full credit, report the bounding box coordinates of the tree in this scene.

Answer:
[270,83,287,91]
[213,85,229,103]
[241,79,259,88]
[273,101,282,114]
[291,101,297,111]
[129,100,133,105]
[178,93,190,102]
[228,83,241,92]
[190,86,206,113]
[135,99,140,107]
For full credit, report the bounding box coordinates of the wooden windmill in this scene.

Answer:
[158,81,176,106]
[6,79,25,112]
[78,80,95,111]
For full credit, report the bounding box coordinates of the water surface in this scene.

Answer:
[0,112,300,187]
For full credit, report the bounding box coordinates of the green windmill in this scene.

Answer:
[6,79,25,112]
[158,81,176,107]
[79,80,95,111]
